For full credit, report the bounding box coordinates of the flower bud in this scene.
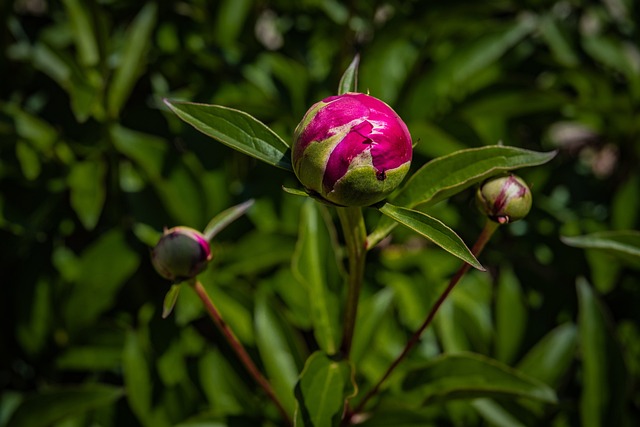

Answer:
[151,226,212,282]
[292,93,413,207]
[476,174,532,224]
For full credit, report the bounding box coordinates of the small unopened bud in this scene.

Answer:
[476,174,532,224]
[292,93,413,207]
[151,226,212,282]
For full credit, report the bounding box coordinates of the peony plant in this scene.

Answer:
[157,55,557,426]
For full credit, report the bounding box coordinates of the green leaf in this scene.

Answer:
[495,267,527,364]
[576,279,628,427]
[123,329,152,424]
[378,203,484,271]
[369,146,556,247]
[516,323,577,387]
[107,3,157,117]
[351,288,395,364]
[6,384,123,427]
[562,230,640,268]
[67,158,107,230]
[162,284,181,319]
[203,199,255,241]
[402,352,557,405]
[338,54,359,95]
[292,200,341,354]
[62,0,99,66]
[164,99,293,171]
[63,229,140,333]
[255,291,300,414]
[294,352,356,427]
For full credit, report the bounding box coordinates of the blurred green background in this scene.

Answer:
[1,0,639,426]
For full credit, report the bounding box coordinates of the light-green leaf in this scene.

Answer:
[378,203,484,271]
[369,146,556,247]
[68,158,107,230]
[62,0,99,66]
[107,3,157,117]
[203,199,255,241]
[164,100,292,171]
[576,279,628,427]
[402,352,557,405]
[162,284,181,319]
[292,200,342,354]
[294,352,356,427]
[338,54,360,95]
[562,230,640,268]
[6,384,123,427]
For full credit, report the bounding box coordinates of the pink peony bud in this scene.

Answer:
[292,93,413,206]
[151,226,212,282]
[476,174,532,224]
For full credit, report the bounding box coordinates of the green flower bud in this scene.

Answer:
[151,226,212,282]
[476,174,532,224]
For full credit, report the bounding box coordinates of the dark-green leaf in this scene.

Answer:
[164,99,293,171]
[369,146,556,247]
[6,384,123,427]
[402,352,557,405]
[338,54,360,95]
[294,352,356,427]
[378,203,484,271]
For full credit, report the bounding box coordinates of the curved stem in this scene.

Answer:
[351,220,500,417]
[191,280,292,426]
[336,206,368,358]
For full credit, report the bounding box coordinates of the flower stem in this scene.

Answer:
[191,280,292,426]
[337,206,368,358]
[351,219,500,417]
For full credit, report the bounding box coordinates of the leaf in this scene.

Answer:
[576,279,628,427]
[62,0,99,66]
[369,146,557,247]
[107,3,157,117]
[203,199,255,241]
[63,229,140,333]
[562,230,640,268]
[6,384,123,427]
[494,267,527,364]
[294,352,356,427]
[68,158,107,230]
[402,352,557,405]
[338,54,359,95]
[351,288,395,364]
[164,99,292,171]
[516,323,577,387]
[162,284,181,319]
[122,329,152,424]
[378,203,484,271]
[255,291,300,414]
[292,200,341,354]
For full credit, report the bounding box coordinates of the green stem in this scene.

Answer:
[191,280,292,426]
[351,219,500,417]
[337,206,368,358]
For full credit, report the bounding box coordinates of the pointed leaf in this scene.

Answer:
[369,146,556,247]
[338,54,360,95]
[162,284,181,319]
[6,384,123,427]
[292,200,341,354]
[203,199,255,241]
[378,203,484,271]
[107,3,157,117]
[164,100,292,171]
[562,230,640,268]
[294,352,356,427]
[62,0,99,66]
[576,279,628,427]
[68,158,107,230]
[402,352,557,405]
[516,322,577,387]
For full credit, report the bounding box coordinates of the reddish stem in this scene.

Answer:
[192,280,292,426]
[350,220,499,419]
